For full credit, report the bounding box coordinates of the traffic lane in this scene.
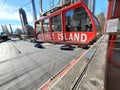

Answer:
[0,41,84,90]
[0,42,21,62]
[0,55,52,90]
[11,40,40,54]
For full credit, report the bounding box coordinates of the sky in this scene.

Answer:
[0,0,108,33]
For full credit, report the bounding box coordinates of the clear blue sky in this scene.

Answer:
[0,0,108,33]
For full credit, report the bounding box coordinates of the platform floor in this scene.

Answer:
[0,40,84,90]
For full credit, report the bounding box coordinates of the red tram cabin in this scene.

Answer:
[34,1,100,47]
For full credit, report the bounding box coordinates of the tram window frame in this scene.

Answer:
[35,22,42,35]
[42,19,50,33]
[65,6,93,32]
[51,14,62,32]
[92,14,100,32]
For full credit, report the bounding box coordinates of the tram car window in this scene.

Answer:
[92,14,101,35]
[36,22,42,34]
[51,15,62,32]
[42,19,50,33]
[66,7,93,32]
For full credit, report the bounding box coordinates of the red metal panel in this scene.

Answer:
[107,0,120,20]
[107,0,114,20]
[107,0,120,66]
[63,2,96,44]
[64,32,95,44]
[113,0,120,19]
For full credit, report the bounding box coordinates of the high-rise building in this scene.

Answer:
[9,24,13,35]
[1,25,10,36]
[19,8,28,34]
[82,0,95,14]
[31,0,37,21]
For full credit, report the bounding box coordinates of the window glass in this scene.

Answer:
[66,7,92,32]
[36,22,42,34]
[43,19,50,32]
[51,15,62,32]
[92,14,100,32]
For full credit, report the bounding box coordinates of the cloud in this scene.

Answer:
[0,4,33,22]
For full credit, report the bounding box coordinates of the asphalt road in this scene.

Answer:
[0,40,84,90]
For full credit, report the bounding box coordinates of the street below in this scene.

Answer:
[0,40,84,90]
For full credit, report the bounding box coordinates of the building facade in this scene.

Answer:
[1,25,10,36]
[82,0,95,14]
